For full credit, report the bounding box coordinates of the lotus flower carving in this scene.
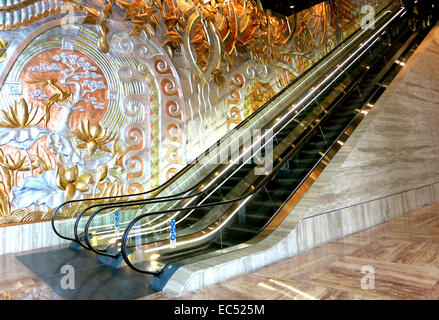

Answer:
[74,120,117,157]
[56,165,92,201]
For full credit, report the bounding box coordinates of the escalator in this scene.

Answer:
[51,1,431,280]
[52,1,384,246]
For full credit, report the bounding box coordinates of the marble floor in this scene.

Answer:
[145,201,439,300]
[2,201,439,300]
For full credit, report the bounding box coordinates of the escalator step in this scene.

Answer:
[336,110,357,117]
[324,115,352,124]
[242,211,273,221]
[319,132,341,142]
[297,149,322,157]
[216,230,258,247]
[288,158,317,168]
[218,185,235,197]
[267,177,303,188]
[226,225,261,234]
[207,195,223,203]
[247,199,284,209]
[275,167,308,179]
[227,175,252,184]
[183,216,199,224]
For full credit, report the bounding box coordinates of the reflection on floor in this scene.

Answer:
[145,201,439,300]
[17,247,157,300]
[2,201,439,299]
[0,245,157,300]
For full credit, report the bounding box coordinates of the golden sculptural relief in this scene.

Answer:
[74,0,331,85]
[25,76,73,128]
[0,98,43,129]
[74,120,117,157]
[0,0,394,225]
[0,46,128,223]
[0,37,7,62]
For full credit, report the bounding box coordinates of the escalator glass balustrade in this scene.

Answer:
[48,1,424,275]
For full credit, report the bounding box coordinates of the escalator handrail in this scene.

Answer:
[119,75,381,273]
[117,6,407,272]
[50,1,397,239]
[80,44,378,253]
[76,3,398,215]
[55,173,205,242]
[88,7,406,262]
[71,3,400,247]
[119,33,404,274]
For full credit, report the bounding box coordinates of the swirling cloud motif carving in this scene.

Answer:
[0,25,158,223]
[152,57,186,182]
[227,73,245,126]
[2,0,380,88]
[119,66,152,190]
[112,31,187,186]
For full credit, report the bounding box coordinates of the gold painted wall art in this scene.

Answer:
[0,0,394,225]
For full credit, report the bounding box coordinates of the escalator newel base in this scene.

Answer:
[149,263,183,291]
[97,246,124,268]
[69,241,81,251]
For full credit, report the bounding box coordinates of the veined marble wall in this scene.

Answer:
[0,221,69,256]
[162,23,439,297]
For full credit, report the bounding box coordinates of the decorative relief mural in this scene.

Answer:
[0,0,393,224]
